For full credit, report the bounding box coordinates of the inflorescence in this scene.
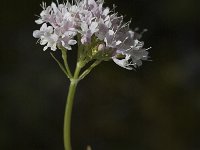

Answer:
[33,0,149,70]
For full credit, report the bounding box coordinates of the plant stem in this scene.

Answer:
[50,53,69,77]
[61,49,73,78]
[64,63,81,150]
[79,60,101,80]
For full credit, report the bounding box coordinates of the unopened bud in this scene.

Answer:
[98,43,105,51]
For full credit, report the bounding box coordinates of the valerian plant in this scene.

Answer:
[33,0,150,149]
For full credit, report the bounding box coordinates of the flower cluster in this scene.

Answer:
[33,0,149,70]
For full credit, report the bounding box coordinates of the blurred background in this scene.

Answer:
[0,0,200,150]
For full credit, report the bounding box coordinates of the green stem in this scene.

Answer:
[50,53,69,77]
[64,63,81,150]
[61,49,73,78]
[79,60,101,80]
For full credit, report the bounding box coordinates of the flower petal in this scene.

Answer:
[68,40,77,45]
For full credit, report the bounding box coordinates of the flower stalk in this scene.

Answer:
[64,80,77,150]
[64,63,81,150]
[61,48,73,78]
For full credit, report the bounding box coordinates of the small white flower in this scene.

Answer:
[80,21,99,44]
[112,55,133,70]
[33,23,58,51]
[33,23,53,38]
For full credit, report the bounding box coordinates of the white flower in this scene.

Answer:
[112,55,133,70]
[33,23,58,51]
[33,0,150,69]
[80,21,99,44]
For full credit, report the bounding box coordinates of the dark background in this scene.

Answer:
[0,0,200,150]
